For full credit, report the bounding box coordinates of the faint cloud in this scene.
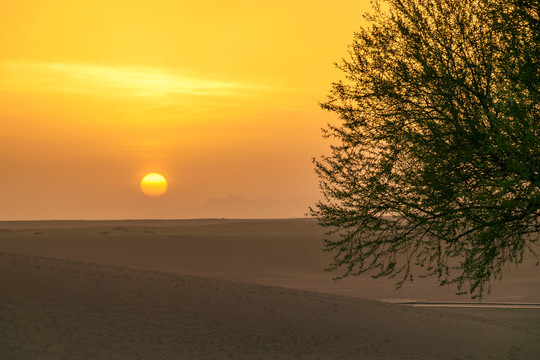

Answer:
[0,61,320,116]
[0,61,259,98]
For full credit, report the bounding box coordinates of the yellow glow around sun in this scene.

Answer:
[140,173,167,197]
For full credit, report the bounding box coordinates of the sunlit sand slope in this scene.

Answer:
[1,252,539,360]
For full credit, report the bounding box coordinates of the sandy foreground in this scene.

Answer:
[1,219,539,359]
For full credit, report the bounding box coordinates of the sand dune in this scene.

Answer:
[2,252,539,359]
[1,219,540,358]
[1,219,539,303]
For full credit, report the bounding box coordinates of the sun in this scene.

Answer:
[140,173,167,197]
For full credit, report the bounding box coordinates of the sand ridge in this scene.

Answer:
[1,219,539,303]
[1,220,540,358]
[2,252,539,359]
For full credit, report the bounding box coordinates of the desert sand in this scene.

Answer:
[1,219,539,359]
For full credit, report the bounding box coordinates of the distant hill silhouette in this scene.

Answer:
[174,195,318,219]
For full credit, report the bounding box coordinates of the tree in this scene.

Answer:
[311,0,539,298]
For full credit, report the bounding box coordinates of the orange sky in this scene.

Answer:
[0,0,371,220]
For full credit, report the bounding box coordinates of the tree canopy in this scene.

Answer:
[312,0,539,297]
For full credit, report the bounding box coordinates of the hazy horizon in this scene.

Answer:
[0,195,319,221]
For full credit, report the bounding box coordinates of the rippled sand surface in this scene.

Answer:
[1,219,539,359]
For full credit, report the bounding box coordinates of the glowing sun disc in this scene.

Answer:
[140,173,167,197]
